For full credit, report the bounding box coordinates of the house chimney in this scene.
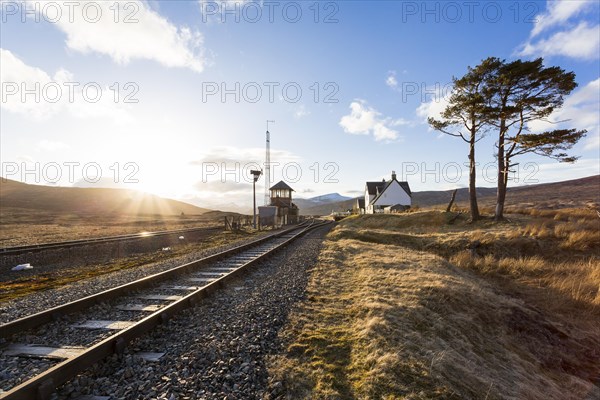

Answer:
[391,170,396,180]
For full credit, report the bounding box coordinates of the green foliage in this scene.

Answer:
[515,129,587,162]
[428,56,587,220]
[485,57,586,162]
[427,57,501,143]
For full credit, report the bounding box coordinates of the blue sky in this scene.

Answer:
[1,0,599,210]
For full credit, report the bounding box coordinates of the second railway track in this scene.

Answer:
[0,226,222,256]
[0,220,330,399]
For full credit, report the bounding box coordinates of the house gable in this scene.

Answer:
[371,180,411,206]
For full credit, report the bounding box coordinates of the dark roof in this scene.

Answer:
[357,198,365,208]
[399,182,411,196]
[269,181,294,191]
[371,179,412,204]
[271,197,298,209]
[366,181,386,195]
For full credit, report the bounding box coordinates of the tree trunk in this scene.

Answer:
[468,132,480,220]
[446,189,457,212]
[495,168,508,220]
[495,120,506,221]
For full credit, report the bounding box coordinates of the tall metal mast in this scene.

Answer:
[264,120,274,206]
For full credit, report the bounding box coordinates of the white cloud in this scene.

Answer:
[517,1,599,60]
[372,123,398,141]
[415,91,450,124]
[0,48,61,117]
[185,143,302,212]
[339,100,406,142]
[519,22,600,60]
[528,78,600,151]
[294,104,310,119]
[36,139,69,152]
[26,0,205,72]
[386,71,398,88]
[191,146,300,166]
[0,48,132,120]
[340,101,378,135]
[530,0,594,37]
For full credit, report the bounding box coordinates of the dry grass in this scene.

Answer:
[0,207,233,247]
[450,253,600,307]
[507,207,598,221]
[323,211,599,319]
[268,210,600,399]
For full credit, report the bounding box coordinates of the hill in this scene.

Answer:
[302,175,600,215]
[301,198,356,216]
[0,179,210,216]
[295,193,352,214]
[268,211,600,398]
[413,175,599,208]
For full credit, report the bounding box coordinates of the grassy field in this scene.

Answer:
[0,207,241,247]
[0,178,237,247]
[268,210,599,399]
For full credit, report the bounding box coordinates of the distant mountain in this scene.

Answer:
[301,198,356,215]
[309,193,352,203]
[299,175,600,215]
[190,201,250,215]
[294,193,352,212]
[0,179,211,216]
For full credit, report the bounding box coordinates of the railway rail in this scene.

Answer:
[0,226,222,256]
[0,220,330,399]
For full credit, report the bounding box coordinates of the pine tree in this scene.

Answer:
[428,58,501,221]
[485,58,586,220]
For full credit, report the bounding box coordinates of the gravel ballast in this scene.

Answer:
[0,231,275,323]
[49,224,332,399]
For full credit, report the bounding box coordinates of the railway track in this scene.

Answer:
[0,226,222,256]
[0,220,329,399]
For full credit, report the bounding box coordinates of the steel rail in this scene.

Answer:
[0,226,222,255]
[0,220,330,400]
[0,222,309,338]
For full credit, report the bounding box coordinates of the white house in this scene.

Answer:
[364,171,411,214]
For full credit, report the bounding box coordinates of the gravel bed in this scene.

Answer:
[0,355,59,392]
[52,224,332,399]
[0,232,275,324]
[1,231,300,395]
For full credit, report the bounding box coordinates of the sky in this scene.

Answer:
[1,0,599,210]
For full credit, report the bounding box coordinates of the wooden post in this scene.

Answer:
[446,189,458,212]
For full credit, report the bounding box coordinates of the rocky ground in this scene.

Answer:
[0,231,275,323]
[39,224,332,399]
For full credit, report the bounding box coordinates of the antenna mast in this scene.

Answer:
[264,120,274,206]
